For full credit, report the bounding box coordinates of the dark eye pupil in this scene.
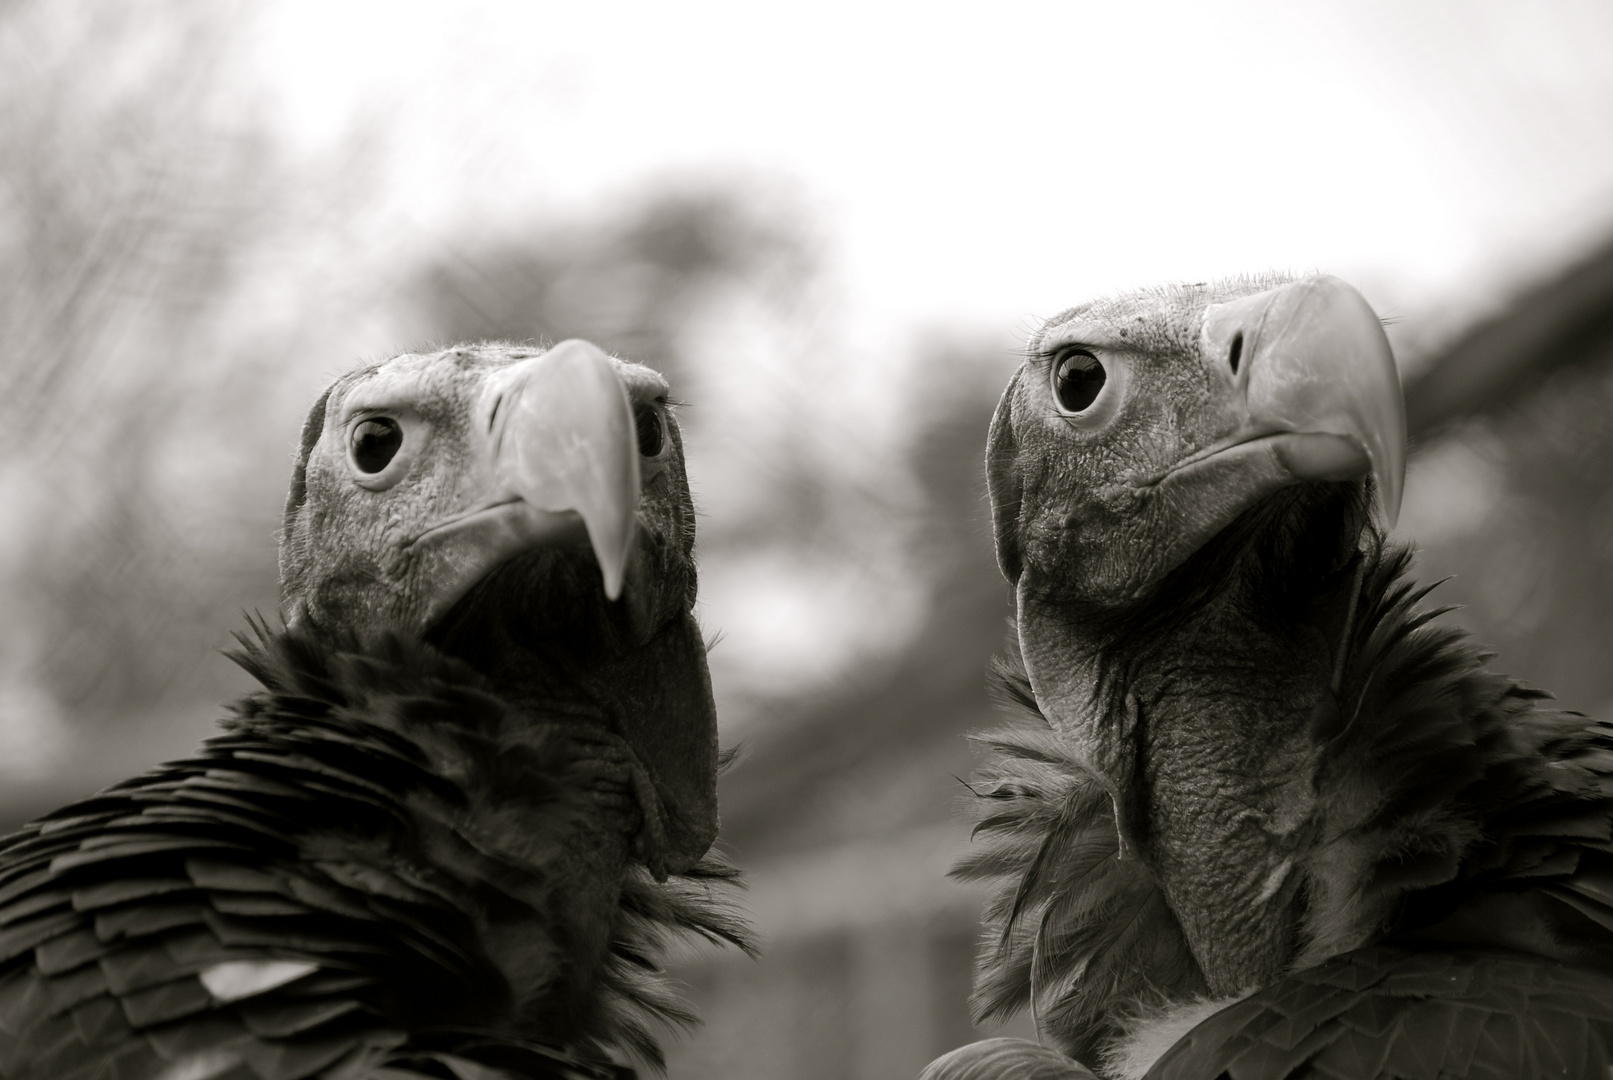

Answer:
[634,404,664,457]
[1053,351,1106,412]
[351,418,402,473]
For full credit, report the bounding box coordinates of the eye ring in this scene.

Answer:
[350,417,404,474]
[1050,349,1107,413]
[344,412,427,491]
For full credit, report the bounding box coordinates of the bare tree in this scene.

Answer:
[0,0,298,799]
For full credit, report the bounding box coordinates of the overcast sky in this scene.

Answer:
[255,0,1613,347]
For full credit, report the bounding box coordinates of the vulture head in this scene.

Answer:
[278,340,716,876]
[986,275,1406,992]
[990,273,1402,605]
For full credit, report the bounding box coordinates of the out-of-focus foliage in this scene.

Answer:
[1403,236,1613,437]
[1404,356,1613,717]
[715,337,1014,858]
[412,190,814,392]
[0,0,370,806]
[0,0,277,775]
[0,2,270,440]
[1394,234,1613,718]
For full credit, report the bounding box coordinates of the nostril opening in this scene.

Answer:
[488,395,503,434]
[1228,332,1243,376]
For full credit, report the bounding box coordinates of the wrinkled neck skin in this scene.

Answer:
[1017,484,1367,996]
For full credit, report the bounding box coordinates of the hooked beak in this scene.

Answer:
[409,340,642,630]
[1096,277,1406,597]
[1200,275,1406,527]
[490,339,641,599]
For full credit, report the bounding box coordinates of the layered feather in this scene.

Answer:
[1308,538,1613,970]
[957,536,1613,1077]
[0,626,751,1080]
[1146,946,1613,1080]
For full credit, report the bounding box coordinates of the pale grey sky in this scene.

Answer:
[256,0,1613,340]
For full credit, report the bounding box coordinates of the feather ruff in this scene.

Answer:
[958,536,1613,1075]
[0,624,752,1080]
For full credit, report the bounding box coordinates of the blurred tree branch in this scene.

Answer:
[414,190,817,391]
[1404,228,1613,439]
[0,0,292,747]
[0,0,274,450]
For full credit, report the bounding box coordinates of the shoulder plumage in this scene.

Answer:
[0,624,751,1076]
[1147,945,1613,1080]
[1300,536,1613,968]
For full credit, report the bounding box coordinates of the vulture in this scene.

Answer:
[922,277,1613,1080]
[0,341,749,1079]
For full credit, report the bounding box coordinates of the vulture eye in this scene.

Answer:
[1052,350,1107,413]
[634,403,665,458]
[351,417,403,473]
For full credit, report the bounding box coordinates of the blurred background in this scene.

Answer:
[3,1,1613,1076]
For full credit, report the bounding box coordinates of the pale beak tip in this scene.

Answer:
[1377,468,1403,531]
[1369,368,1408,533]
[600,555,626,601]
[585,516,636,602]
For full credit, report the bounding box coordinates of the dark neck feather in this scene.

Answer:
[1302,539,1613,969]
[226,623,751,1069]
